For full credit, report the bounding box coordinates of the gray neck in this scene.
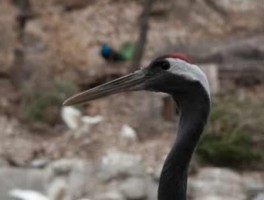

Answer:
[158,88,210,200]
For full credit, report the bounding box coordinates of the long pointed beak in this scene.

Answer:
[63,69,148,106]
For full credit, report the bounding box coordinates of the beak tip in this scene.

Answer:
[62,99,72,106]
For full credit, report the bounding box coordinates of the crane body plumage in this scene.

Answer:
[63,53,211,200]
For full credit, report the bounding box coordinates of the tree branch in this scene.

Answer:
[131,0,157,71]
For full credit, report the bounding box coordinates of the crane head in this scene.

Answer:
[63,53,210,106]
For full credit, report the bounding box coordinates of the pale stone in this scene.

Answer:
[100,151,145,181]
[119,124,138,141]
[189,167,246,200]
[96,191,125,200]
[0,168,46,200]
[120,177,147,200]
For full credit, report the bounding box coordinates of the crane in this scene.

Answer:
[63,53,211,200]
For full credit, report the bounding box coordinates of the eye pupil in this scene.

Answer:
[160,61,170,70]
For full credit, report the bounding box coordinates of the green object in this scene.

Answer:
[119,42,135,60]
[196,92,264,167]
[20,78,78,123]
[197,132,261,166]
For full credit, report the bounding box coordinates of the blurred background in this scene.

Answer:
[0,0,264,199]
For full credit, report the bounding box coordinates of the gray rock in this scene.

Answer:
[0,159,9,167]
[211,0,263,12]
[31,158,50,169]
[0,168,47,200]
[193,196,242,200]
[47,178,67,200]
[100,151,145,181]
[120,177,147,200]
[67,161,97,199]
[96,191,125,200]
[254,193,264,200]
[153,162,163,181]
[9,189,49,200]
[189,167,246,200]
[152,154,167,181]
[146,178,158,200]
[46,159,97,200]
[242,172,264,199]
[0,116,23,136]
[46,158,85,179]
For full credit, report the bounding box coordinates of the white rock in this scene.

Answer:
[119,124,137,141]
[78,199,91,200]
[47,178,67,200]
[120,177,147,200]
[9,189,48,200]
[61,106,82,130]
[96,191,124,200]
[31,158,50,168]
[195,196,239,200]
[100,151,145,181]
[82,115,104,125]
[0,168,46,199]
[61,106,104,137]
[73,115,104,137]
[46,159,96,200]
[189,167,246,200]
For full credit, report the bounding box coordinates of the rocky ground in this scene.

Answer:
[1,86,264,200]
[0,0,264,199]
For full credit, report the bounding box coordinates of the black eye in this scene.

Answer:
[160,61,170,70]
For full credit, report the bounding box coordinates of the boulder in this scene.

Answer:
[146,178,158,200]
[0,116,36,167]
[120,177,147,200]
[0,159,9,168]
[171,0,264,34]
[160,35,264,86]
[212,0,263,12]
[31,158,50,169]
[189,167,246,200]
[0,168,46,200]
[242,172,264,199]
[254,193,264,200]
[9,189,48,200]
[46,159,97,200]
[100,151,145,181]
[119,124,138,141]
